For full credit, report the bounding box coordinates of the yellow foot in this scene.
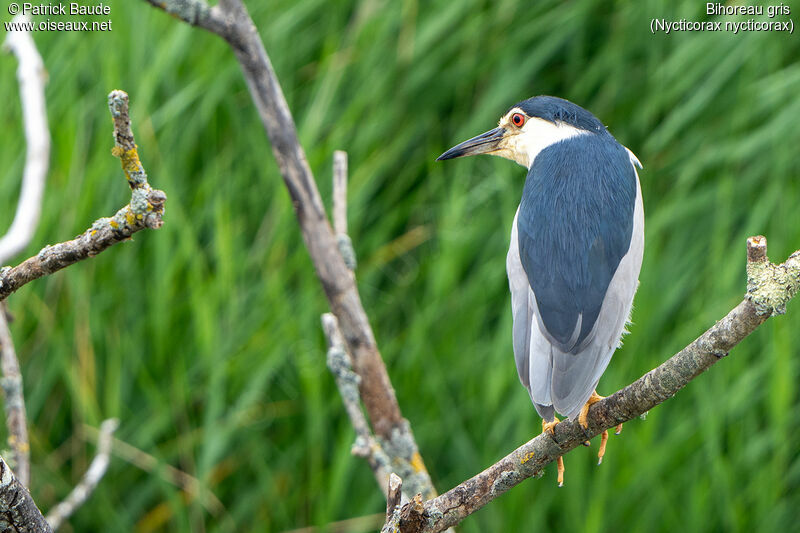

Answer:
[578,390,605,429]
[541,418,565,486]
[541,417,560,435]
[615,423,623,435]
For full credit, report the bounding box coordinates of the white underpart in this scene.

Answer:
[493,107,588,169]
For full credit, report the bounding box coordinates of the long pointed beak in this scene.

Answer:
[436,127,506,161]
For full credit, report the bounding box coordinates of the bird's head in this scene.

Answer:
[437,96,607,169]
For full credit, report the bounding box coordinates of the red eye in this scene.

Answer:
[511,113,526,127]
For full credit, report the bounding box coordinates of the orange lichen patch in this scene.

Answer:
[109,219,119,229]
[121,147,141,172]
[410,451,427,474]
[111,146,124,158]
[521,451,535,464]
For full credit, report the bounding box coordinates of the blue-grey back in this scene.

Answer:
[517,133,636,352]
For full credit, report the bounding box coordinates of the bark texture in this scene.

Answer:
[0,457,51,533]
[0,311,29,488]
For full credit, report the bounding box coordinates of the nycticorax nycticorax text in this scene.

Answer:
[438,96,643,485]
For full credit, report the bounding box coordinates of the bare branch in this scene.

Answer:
[0,455,51,532]
[0,307,30,487]
[332,151,356,270]
[0,16,51,265]
[141,0,229,36]
[45,419,119,530]
[388,236,799,533]
[387,473,403,520]
[322,313,395,499]
[333,151,348,236]
[142,0,437,500]
[0,91,167,302]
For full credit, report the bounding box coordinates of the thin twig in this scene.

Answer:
[333,151,348,236]
[388,236,800,533]
[0,307,30,487]
[142,0,437,501]
[0,15,50,265]
[45,419,119,530]
[0,91,167,302]
[322,314,394,499]
[321,314,370,442]
[282,513,387,533]
[81,425,226,516]
[332,151,356,270]
[0,455,52,532]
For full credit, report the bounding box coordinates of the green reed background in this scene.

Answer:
[1,0,799,531]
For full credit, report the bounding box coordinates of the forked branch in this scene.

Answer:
[0,91,167,302]
[142,0,438,502]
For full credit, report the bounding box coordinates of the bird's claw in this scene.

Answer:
[541,417,560,436]
[578,390,605,429]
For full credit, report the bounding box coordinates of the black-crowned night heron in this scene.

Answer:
[437,96,643,485]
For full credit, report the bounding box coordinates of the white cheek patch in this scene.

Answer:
[493,108,589,168]
[505,118,588,169]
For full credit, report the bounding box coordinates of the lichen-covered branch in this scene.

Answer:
[0,455,51,532]
[45,419,118,530]
[387,236,798,533]
[142,0,437,501]
[322,314,394,499]
[0,91,167,302]
[0,308,30,488]
[745,235,800,315]
[0,15,51,266]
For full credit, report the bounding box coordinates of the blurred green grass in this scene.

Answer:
[1,0,799,531]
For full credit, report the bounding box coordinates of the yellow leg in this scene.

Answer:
[597,429,609,465]
[556,456,564,487]
[578,391,623,465]
[541,418,565,486]
[578,390,604,429]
